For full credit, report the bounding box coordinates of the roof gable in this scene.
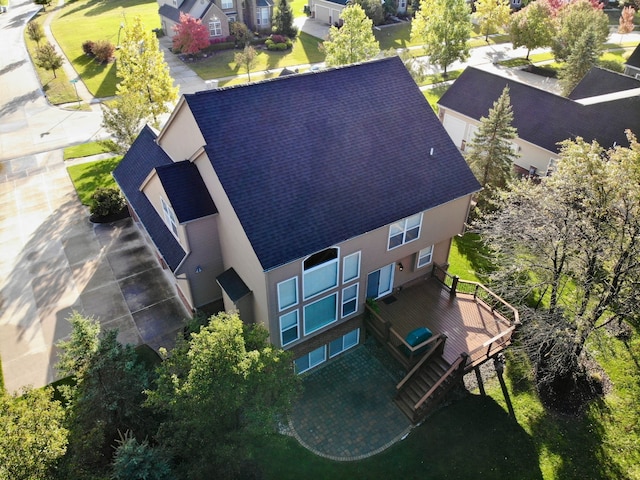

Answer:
[569,66,640,99]
[184,57,480,270]
[626,44,640,68]
[156,161,218,223]
[113,126,186,272]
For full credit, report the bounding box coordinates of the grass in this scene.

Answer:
[66,157,122,205]
[63,141,117,160]
[447,233,493,283]
[289,0,309,18]
[50,0,160,98]
[24,13,78,105]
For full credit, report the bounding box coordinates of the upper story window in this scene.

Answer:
[279,310,299,346]
[161,197,178,237]
[221,0,233,8]
[303,248,338,300]
[342,251,361,284]
[277,277,298,311]
[209,19,222,37]
[388,212,422,250]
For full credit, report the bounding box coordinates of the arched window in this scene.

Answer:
[303,247,338,299]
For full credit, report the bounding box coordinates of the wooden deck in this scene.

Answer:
[371,276,515,369]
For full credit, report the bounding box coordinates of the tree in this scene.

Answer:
[172,12,210,56]
[618,5,636,40]
[322,4,380,67]
[272,0,297,37]
[0,387,68,480]
[26,21,44,46]
[34,42,63,78]
[234,45,258,82]
[112,432,171,480]
[230,21,252,47]
[117,15,178,126]
[551,0,609,62]
[410,0,472,76]
[101,93,149,154]
[33,0,52,9]
[56,311,100,380]
[508,0,554,59]
[350,0,386,25]
[481,132,640,410]
[474,0,511,42]
[558,26,601,95]
[465,86,518,212]
[147,312,301,480]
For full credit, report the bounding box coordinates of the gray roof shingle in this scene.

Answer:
[626,44,640,68]
[185,57,480,271]
[568,66,640,99]
[113,126,187,272]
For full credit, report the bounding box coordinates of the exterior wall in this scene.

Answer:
[624,65,640,78]
[157,103,205,162]
[192,150,267,326]
[439,107,558,177]
[311,0,344,25]
[265,194,474,352]
[142,174,190,249]
[201,3,233,39]
[183,216,224,307]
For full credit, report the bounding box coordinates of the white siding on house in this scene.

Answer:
[443,114,466,150]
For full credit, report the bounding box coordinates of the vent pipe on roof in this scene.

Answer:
[430,147,434,156]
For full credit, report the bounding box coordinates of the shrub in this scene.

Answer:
[82,40,95,56]
[265,35,292,51]
[271,34,287,44]
[91,40,115,64]
[90,187,125,217]
[598,59,624,73]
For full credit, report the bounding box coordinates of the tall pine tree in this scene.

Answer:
[272,0,297,37]
[559,26,601,96]
[465,86,518,212]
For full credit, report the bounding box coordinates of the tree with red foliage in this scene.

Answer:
[172,13,210,55]
[618,5,636,37]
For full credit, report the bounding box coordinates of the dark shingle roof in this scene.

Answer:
[216,268,251,302]
[569,67,640,99]
[113,126,186,272]
[184,57,481,271]
[626,44,640,68]
[438,67,639,154]
[156,161,217,223]
[158,0,198,22]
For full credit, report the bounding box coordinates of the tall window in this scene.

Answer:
[209,19,222,37]
[304,293,337,335]
[279,311,299,346]
[342,251,361,284]
[417,245,434,268]
[341,284,358,317]
[221,0,233,8]
[277,277,298,311]
[303,248,338,299]
[388,212,422,250]
[161,198,178,237]
[256,7,270,25]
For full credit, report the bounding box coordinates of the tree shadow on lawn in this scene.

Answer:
[60,0,150,18]
[452,232,496,280]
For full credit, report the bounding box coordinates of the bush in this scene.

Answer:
[598,59,624,73]
[82,40,95,56]
[91,40,115,64]
[202,41,236,53]
[90,187,125,217]
[265,35,292,51]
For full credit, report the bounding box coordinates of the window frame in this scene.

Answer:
[279,310,299,347]
[387,212,423,250]
[302,248,339,300]
[303,292,338,335]
[416,245,434,269]
[209,19,222,37]
[329,329,360,358]
[277,277,298,311]
[294,345,326,374]
[342,251,361,284]
[341,283,359,318]
[256,7,270,25]
[221,0,233,8]
[160,197,178,238]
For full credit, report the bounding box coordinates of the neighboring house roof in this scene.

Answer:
[438,66,639,155]
[184,57,481,271]
[316,0,348,5]
[156,161,218,223]
[158,0,200,22]
[568,67,640,100]
[113,126,187,272]
[256,0,274,6]
[626,44,640,68]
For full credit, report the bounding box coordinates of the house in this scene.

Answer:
[624,43,640,78]
[157,0,271,39]
[307,0,408,26]
[437,66,640,177]
[114,57,482,376]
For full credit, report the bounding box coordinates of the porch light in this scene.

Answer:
[398,262,404,271]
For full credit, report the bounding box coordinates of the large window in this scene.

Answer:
[279,311,299,346]
[304,293,337,335]
[366,264,394,300]
[342,251,361,283]
[256,7,270,25]
[294,345,326,374]
[417,245,434,269]
[277,277,298,311]
[388,213,422,250]
[221,0,233,8]
[303,248,338,299]
[209,19,222,37]
[161,198,178,237]
[341,284,358,317]
[329,329,359,358]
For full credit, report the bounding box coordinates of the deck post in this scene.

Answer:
[450,275,459,297]
[474,366,486,396]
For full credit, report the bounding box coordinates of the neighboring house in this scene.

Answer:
[624,43,640,78]
[437,66,640,177]
[114,57,481,374]
[308,0,407,25]
[157,0,270,39]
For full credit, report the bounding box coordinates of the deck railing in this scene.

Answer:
[465,325,516,369]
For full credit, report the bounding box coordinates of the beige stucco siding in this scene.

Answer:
[157,103,205,162]
[192,150,267,326]
[142,173,190,249]
[183,216,224,307]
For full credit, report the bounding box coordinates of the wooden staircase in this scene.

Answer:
[394,353,467,424]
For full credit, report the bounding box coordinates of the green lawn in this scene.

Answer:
[50,0,160,98]
[66,157,122,205]
[63,141,117,160]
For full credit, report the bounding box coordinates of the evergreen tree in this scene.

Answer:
[272,0,297,37]
[322,4,380,67]
[465,86,518,212]
[559,26,601,96]
[410,0,472,75]
[508,0,554,60]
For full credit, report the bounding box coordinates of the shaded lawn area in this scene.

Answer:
[189,32,325,79]
[50,0,160,98]
[67,157,122,205]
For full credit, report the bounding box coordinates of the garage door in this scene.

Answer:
[442,114,466,150]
